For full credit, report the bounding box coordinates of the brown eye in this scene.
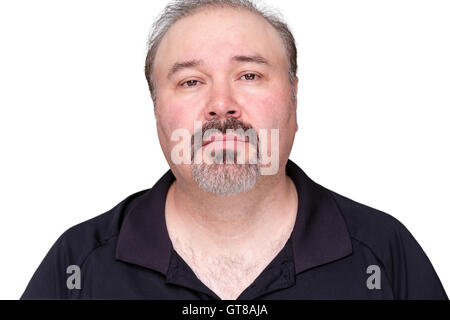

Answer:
[240,73,260,81]
[181,80,199,87]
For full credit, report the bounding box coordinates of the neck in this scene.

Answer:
[165,164,298,253]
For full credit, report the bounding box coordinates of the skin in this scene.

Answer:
[152,7,299,298]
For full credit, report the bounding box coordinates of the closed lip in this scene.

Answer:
[202,134,248,147]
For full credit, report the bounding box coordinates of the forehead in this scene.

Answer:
[154,7,288,75]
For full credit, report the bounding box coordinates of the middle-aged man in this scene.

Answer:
[21,0,447,300]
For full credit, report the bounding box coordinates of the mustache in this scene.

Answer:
[190,117,259,159]
[200,117,253,134]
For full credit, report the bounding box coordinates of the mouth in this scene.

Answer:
[202,133,248,147]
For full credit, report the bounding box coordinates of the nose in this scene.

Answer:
[204,82,241,121]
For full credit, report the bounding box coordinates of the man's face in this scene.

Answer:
[153,7,298,194]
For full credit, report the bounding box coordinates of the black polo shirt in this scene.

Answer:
[21,159,448,300]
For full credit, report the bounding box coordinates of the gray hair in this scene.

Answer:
[144,0,298,105]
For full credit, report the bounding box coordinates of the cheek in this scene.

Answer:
[156,102,199,154]
[158,100,197,131]
[249,92,290,129]
[247,91,295,157]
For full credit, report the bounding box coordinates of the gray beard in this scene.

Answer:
[191,149,261,195]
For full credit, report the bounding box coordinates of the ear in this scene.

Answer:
[294,77,299,132]
[294,76,299,106]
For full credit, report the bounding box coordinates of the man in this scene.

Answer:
[21,0,447,300]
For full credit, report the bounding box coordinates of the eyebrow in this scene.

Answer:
[167,54,271,80]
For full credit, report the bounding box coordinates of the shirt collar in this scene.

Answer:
[115,159,353,275]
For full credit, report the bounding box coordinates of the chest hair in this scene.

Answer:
[172,236,289,300]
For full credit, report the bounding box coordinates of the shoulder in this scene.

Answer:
[53,188,150,266]
[326,188,447,299]
[326,188,419,274]
[21,188,151,299]
[327,189,408,247]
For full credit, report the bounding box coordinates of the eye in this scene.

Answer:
[180,80,201,88]
[240,73,261,81]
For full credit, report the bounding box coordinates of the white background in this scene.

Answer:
[0,0,449,299]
